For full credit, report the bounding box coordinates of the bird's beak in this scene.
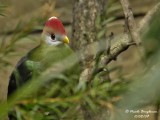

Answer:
[63,36,69,44]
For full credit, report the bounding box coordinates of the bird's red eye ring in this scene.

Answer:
[51,34,55,40]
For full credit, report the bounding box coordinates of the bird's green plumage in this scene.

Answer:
[26,43,74,72]
[8,42,80,96]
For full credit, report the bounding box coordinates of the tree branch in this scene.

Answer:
[120,0,141,45]
[102,1,160,66]
[76,1,160,82]
[101,34,133,65]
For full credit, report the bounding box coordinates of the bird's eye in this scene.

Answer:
[51,34,55,40]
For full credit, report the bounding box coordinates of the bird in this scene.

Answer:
[7,16,77,97]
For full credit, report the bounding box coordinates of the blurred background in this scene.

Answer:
[0,0,160,120]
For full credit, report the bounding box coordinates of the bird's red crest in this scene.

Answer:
[45,17,66,35]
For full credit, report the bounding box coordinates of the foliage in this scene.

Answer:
[0,22,36,68]
[0,5,6,16]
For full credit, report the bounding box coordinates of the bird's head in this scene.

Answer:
[42,17,69,46]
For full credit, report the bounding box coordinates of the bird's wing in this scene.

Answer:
[7,54,32,96]
[7,46,41,96]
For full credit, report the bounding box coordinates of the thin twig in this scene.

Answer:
[138,2,160,34]
[106,32,114,55]
[155,104,160,120]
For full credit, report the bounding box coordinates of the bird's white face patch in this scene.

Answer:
[45,35,62,46]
